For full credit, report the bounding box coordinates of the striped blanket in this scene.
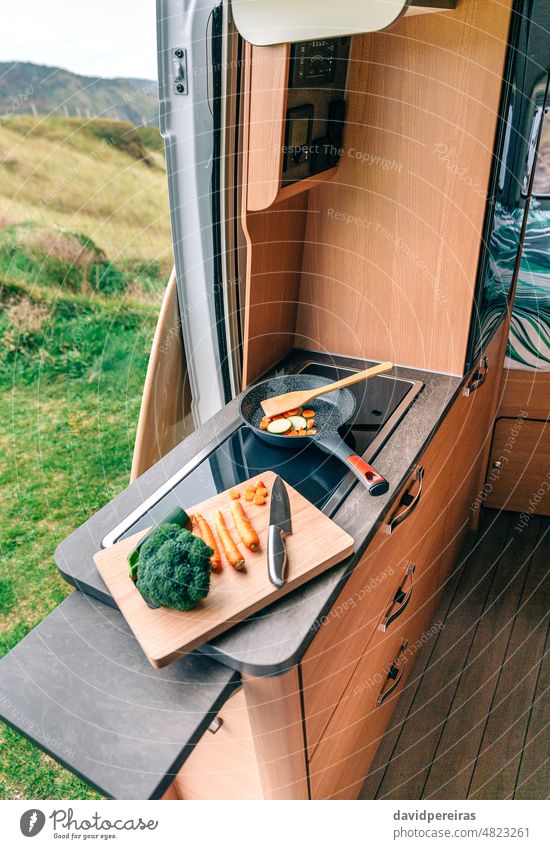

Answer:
[484,203,550,371]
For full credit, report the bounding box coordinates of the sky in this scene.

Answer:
[1,0,158,80]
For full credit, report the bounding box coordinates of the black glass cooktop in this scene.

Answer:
[118,365,421,542]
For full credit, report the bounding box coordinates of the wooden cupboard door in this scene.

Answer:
[172,688,263,800]
[309,578,437,801]
[439,324,507,585]
[485,419,550,516]
[302,414,453,757]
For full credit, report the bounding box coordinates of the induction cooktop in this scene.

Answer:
[103,362,423,548]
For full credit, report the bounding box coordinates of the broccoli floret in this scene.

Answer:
[136,523,213,611]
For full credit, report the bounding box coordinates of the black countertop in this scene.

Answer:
[55,352,462,676]
[0,592,239,799]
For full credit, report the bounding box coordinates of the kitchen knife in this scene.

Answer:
[267,475,292,588]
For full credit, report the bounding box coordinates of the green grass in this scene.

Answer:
[0,116,172,799]
[0,116,172,276]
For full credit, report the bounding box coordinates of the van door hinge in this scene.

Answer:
[173,48,188,95]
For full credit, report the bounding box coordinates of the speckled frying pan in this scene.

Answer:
[240,375,389,496]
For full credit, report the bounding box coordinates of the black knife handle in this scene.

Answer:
[268,525,287,589]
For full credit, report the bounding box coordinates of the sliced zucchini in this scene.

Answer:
[288,415,307,431]
[267,418,292,434]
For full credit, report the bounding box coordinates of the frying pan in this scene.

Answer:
[240,375,389,496]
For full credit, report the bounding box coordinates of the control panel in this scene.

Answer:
[282,37,350,185]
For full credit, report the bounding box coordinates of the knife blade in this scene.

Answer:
[267,475,292,588]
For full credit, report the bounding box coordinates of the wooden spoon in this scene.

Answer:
[260,361,394,418]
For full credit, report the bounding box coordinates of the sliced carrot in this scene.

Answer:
[193,513,223,573]
[244,491,254,502]
[256,480,267,490]
[231,502,260,551]
[229,487,240,500]
[254,492,266,505]
[215,510,245,571]
[307,428,317,435]
[283,408,299,417]
[302,409,316,418]
[259,420,268,430]
[256,487,268,498]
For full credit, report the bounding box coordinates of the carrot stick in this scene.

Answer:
[192,513,223,573]
[231,502,260,551]
[215,510,245,571]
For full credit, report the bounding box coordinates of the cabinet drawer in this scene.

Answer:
[302,420,453,757]
[309,567,437,800]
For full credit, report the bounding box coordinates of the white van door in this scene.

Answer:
[157,0,235,425]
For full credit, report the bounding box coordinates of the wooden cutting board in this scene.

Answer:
[94,471,354,668]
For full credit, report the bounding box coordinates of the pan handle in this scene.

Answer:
[316,434,389,496]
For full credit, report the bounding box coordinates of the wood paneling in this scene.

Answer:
[242,667,309,800]
[131,270,192,481]
[485,419,550,516]
[490,365,550,515]
[241,194,309,386]
[241,42,310,385]
[295,0,513,374]
[243,44,340,212]
[245,44,290,213]
[496,368,550,421]
[172,688,263,800]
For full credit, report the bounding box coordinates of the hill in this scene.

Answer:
[0,61,159,126]
[0,115,172,274]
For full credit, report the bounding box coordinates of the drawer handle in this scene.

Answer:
[379,563,415,632]
[463,356,489,396]
[384,466,424,535]
[376,639,408,707]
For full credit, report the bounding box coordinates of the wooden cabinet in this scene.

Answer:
[170,688,263,800]
[485,419,550,516]
[309,566,437,800]
[302,324,508,797]
[301,393,456,756]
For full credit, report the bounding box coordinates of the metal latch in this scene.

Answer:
[208,715,223,734]
[173,48,188,95]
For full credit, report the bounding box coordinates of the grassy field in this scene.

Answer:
[0,116,172,799]
[0,115,172,274]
